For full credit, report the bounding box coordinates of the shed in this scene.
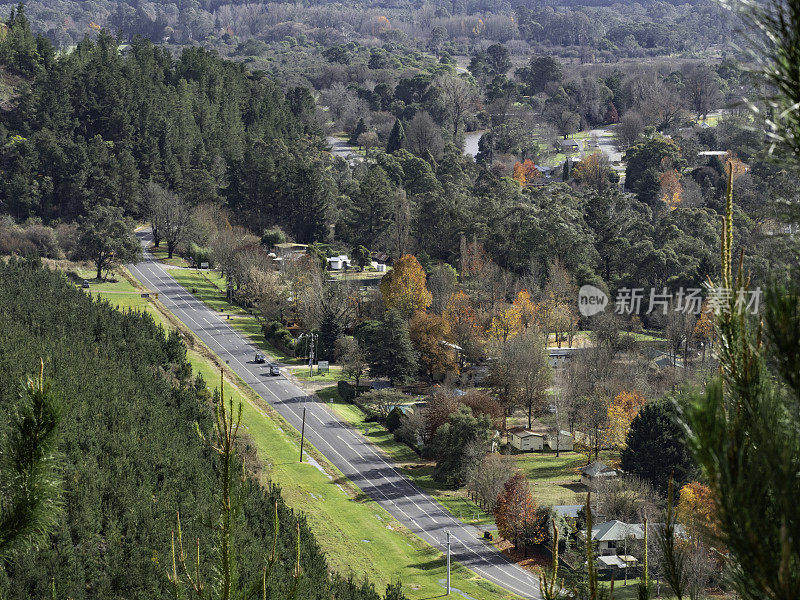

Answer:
[580,461,618,487]
[508,427,544,451]
[545,430,574,452]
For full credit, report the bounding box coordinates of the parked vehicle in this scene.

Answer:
[82,280,90,288]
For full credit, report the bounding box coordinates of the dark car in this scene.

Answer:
[254,353,266,364]
[82,280,90,289]
[269,365,280,376]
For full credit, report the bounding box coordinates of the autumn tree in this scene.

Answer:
[677,481,718,540]
[489,303,521,342]
[512,160,541,186]
[513,289,538,330]
[379,254,432,318]
[605,390,647,450]
[443,290,484,366]
[573,152,612,192]
[659,169,683,210]
[494,473,544,554]
[409,310,458,377]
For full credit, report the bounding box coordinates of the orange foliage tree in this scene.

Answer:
[444,290,484,364]
[409,310,458,376]
[659,169,683,209]
[379,254,432,317]
[605,390,646,449]
[494,473,544,552]
[512,160,541,186]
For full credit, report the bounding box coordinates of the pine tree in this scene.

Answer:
[386,119,405,153]
[0,360,62,562]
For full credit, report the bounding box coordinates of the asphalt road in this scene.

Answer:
[128,231,542,599]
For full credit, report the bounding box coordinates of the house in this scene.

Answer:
[560,138,580,151]
[553,505,583,519]
[508,427,544,451]
[274,242,308,257]
[545,430,574,452]
[548,347,582,368]
[590,520,644,556]
[580,461,618,487]
[327,255,351,270]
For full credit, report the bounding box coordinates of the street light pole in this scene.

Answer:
[446,530,451,595]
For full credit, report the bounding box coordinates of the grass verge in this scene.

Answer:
[85,266,521,600]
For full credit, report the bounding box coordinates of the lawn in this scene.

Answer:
[600,577,678,600]
[510,449,619,507]
[290,365,348,382]
[77,267,522,600]
[147,244,192,267]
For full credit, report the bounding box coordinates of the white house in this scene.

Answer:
[508,427,544,451]
[327,255,351,270]
[590,520,644,556]
[545,430,574,452]
[580,461,618,487]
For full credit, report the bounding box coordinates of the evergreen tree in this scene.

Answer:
[620,399,695,494]
[386,119,405,154]
[366,310,418,385]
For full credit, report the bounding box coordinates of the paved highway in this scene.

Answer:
[128,231,541,599]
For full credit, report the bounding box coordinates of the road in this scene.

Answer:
[128,231,542,600]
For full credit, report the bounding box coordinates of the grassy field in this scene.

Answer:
[147,245,192,267]
[80,266,520,600]
[510,450,615,507]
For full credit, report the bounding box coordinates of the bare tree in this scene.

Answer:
[467,453,516,511]
[435,74,478,136]
[615,111,645,150]
[404,111,445,159]
[684,65,722,121]
[492,330,553,428]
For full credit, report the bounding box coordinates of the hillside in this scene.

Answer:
[0,257,399,600]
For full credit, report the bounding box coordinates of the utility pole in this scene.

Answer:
[446,530,451,595]
[299,407,306,462]
[308,333,315,377]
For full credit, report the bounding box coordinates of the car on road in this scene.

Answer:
[269,364,280,376]
[254,353,266,363]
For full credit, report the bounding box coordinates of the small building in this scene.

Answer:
[274,242,308,257]
[580,461,618,487]
[590,521,644,556]
[553,504,583,519]
[560,138,581,151]
[548,347,582,368]
[327,255,351,270]
[508,427,545,452]
[545,430,574,452]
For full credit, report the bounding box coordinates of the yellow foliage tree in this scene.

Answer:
[379,254,432,317]
[513,289,538,329]
[659,169,683,210]
[677,481,720,541]
[605,390,646,449]
[490,304,521,342]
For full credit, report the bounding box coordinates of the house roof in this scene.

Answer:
[581,461,616,477]
[592,520,644,542]
[508,427,543,438]
[553,505,583,519]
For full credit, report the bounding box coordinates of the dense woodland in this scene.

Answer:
[0,258,402,599]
